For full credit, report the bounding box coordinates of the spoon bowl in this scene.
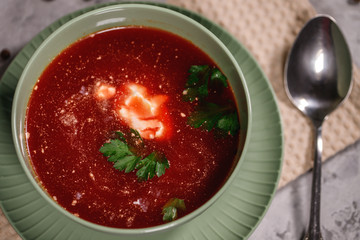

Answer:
[285,15,352,126]
[285,15,352,239]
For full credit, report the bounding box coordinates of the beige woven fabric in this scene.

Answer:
[167,0,360,187]
[1,0,360,239]
[0,213,20,240]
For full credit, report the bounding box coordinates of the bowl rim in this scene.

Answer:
[11,3,252,235]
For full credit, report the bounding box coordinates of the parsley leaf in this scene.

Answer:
[183,65,240,136]
[115,131,127,143]
[162,198,186,222]
[99,130,169,181]
[136,152,170,181]
[183,65,227,102]
[130,128,143,144]
[100,139,140,173]
[217,111,240,136]
[188,102,240,136]
[210,67,228,87]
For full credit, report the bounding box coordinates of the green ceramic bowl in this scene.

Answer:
[11,3,251,236]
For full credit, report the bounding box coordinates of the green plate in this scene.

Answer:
[0,2,283,240]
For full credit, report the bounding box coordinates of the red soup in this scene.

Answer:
[25,26,241,228]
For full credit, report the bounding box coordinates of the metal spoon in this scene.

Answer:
[284,15,352,240]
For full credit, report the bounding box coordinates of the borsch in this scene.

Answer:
[25,26,240,228]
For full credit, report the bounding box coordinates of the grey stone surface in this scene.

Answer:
[0,0,165,78]
[250,140,360,240]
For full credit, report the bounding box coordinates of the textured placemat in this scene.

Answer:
[167,0,360,188]
[0,213,20,240]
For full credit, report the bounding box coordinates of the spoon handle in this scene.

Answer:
[305,125,323,240]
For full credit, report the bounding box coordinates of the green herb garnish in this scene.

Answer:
[216,111,240,135]
[184,65,240,135]
[136,152,169,181]
[99,130,169,181]
[100,139,140,173]
[183,65,228,102]
[188,102,240,136]
[162,198,186,222]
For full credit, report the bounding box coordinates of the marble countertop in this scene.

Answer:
[251,140,360,239]
[0,0,359,239]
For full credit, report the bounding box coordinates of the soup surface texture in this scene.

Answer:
[25,26,239,228]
